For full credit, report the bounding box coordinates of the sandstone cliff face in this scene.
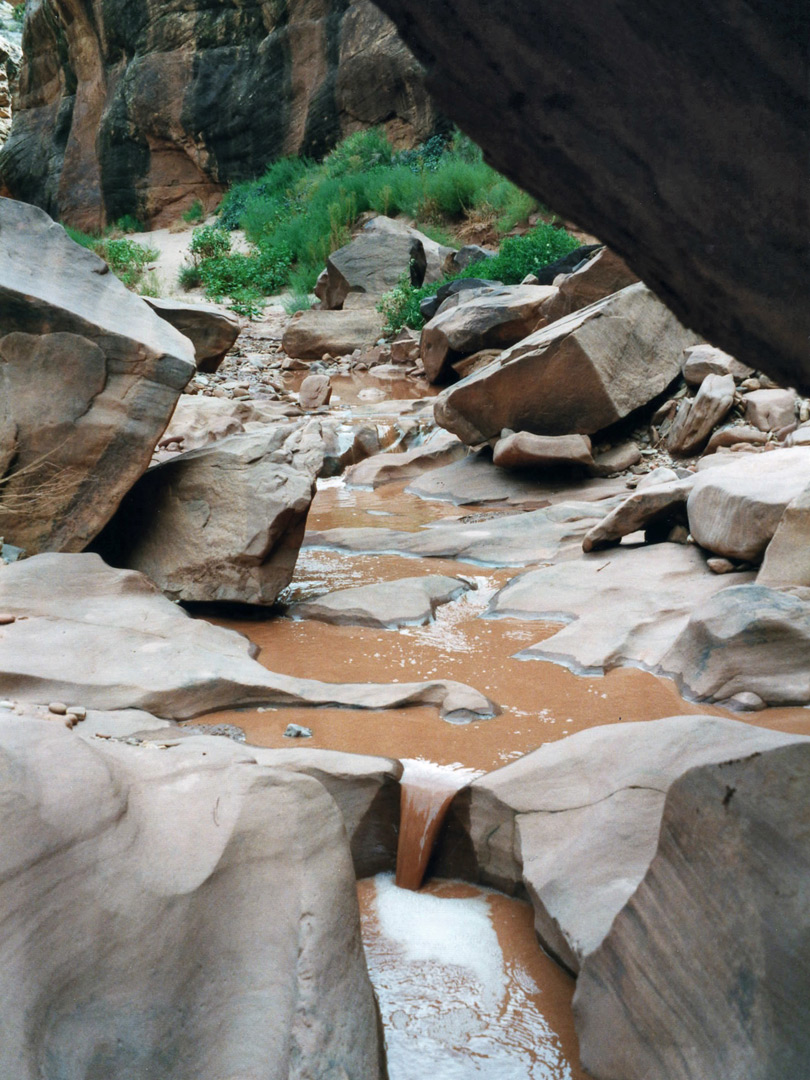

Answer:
[0,0,436,230]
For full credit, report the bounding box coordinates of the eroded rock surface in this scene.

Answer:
[291,574,472,628]
[433,716,807,974]
[0,707,387,1078]
[575,742,810,1080]
[144,297,240,373]
[0,198,195,554]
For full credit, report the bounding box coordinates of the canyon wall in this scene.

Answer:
[371,0,809,391]
[0,0,437,230]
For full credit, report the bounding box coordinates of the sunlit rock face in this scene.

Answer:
[371,0,809,392]
[0,0,437,229]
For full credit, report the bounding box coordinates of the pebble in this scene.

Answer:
[67,706,87,720]
[707,557,737,574]
[0,613,16,625]
[48,701,68,715]
[0,700,14,710]
[727,691,766,711]
[284,723,313,739]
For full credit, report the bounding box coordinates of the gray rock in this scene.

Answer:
[0,198,195,554]
[434,715,806,974]
[284,723,313,737]
[662,582,810,706]
[575,742,810,1080]
[489,542,749,675]
[291,574,472,628]
[744,387,797,431]
[344,429,466,488]
[434,283,699,444]
[582,478,695,551]
[0,708,386,1078]
[687,447,810,561]
[667,372,735,455]
[757,481,810,586]
[0,552,497,721]
[144,297,240,373]
[97,429,318,605]
[445,244,496,273]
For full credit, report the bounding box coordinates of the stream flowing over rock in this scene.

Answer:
[0,707,387,1079]
[370,0,808,391]
[0,553,496,722]
[433,717,808,975]
[0,197,196,554]
[0,0,437,229]
[574,742,810,1080]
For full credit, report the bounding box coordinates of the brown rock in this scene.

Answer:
[370,0,808,391]
[588,440,642,477]
[703,423,768,454]
[681,342,753,386]
[144,297,240,373]
[421,284,557,383]
[756,482,810,587]
[582,478,695,551]
[538,247,639,323]
[0,198,195,555]
[298,373,332,409]
[435,284,699,444]
[493,431,594,470]
[282,308,384,360]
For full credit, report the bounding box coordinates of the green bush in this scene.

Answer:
[178,264,202,290]
[182,200,205,224]
[111,214,145,234]
[93,237,158,290]
[190,225,231,262]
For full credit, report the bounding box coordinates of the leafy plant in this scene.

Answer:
[182,199,205,224]
[178,264,202,290]
[110,214,145,235]
[190,225,231,262]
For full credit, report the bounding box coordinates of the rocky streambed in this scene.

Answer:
[2,199,810,1078]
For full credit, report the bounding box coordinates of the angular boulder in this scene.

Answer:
[575,742,810,1080]
[492,431,594,470]
[97,428,319,605]
[744,387,797,432]
[582,477,695,551]
[344,429,466,488]
[282,308,385,360]
[667,372,736,455]
[421,284,557,383]
[0,708,387,1078]
[681,343,753,386]
[0,198,196,554]
[144,296,240,373]
[0,552,497,721]
[537,247,639,324]
[757,482,810,587]
[662,583,810,707]
[687,447,810,561]
[433,716,807,974]
[434,284,699,444]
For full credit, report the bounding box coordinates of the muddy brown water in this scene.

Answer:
[193,466,810,1078]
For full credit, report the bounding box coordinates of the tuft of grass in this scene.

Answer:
[282,292,313,315]
[182,199,205,224]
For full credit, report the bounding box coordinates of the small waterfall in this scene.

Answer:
[394,760,482,891]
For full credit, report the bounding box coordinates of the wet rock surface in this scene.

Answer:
[291,574,473,628]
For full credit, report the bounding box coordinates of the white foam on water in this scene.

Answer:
[366,875,574,1080]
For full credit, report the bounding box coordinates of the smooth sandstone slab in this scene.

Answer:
[575,743,810,1080]
[487,543,750,675]
[344,429,465,488]
[433,716,807,975]
[281,308,385,360]
[492,431,594,470]
[0,553,496,722]
[583,478,694,551]
[290,574,472,628]
[757,482,810,586]
[144,296,240,372]
[305,500,614,567]
[0,709,386,1078]
[0,198,195,553]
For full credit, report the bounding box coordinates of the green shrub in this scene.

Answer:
[282,292,313,315]
[111,214,145,234]
[182,199,205,224]
[190,225,231,262]
[94,237,158,290]
[64,225,98,250]
[378,277,439,336]
[178,264,202,290]
[322,128,394,178]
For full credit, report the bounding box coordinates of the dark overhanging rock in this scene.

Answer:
[370,0,809,391]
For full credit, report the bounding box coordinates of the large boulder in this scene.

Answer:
[420,284,557,383]
[666,372,736,456]
[0,198,195,554]
[662,583,810,707]
[282,308,385,360]
[432,716,807,974]
[0,552,497,721]
[537,247,639,324]
[97,428,318,605]
[434,284,699,444]
[575,742,810,1080]
[686,447,810,561]
[0,707,387,1078]
[144,296,240,373]
[317,215,455,310]
[0,0,437,229]
[757,481,810,587]
[343,428,466,488]
[370,0,808,392]
[290,574,472,628]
